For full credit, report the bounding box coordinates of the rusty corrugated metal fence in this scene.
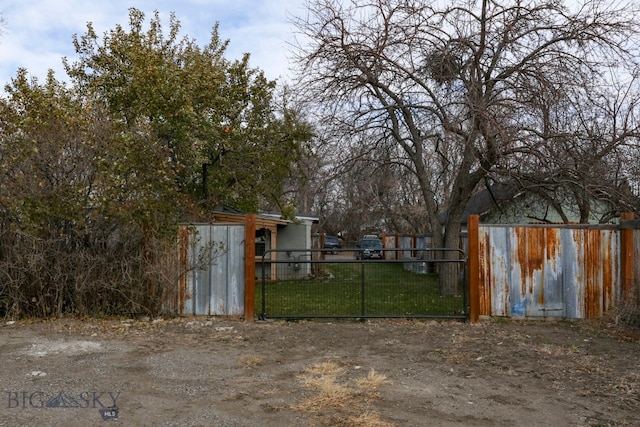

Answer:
[474,224,621,319]
[172,217,640,321]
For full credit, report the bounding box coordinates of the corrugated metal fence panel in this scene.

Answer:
[415,235,432,254]
[479,225,620,319]
[560,230,580,319]
[480,226,510,316]
[181,224,245,316]
[397,235,413,259]
[634,229,640,291]
[565,228,619,318]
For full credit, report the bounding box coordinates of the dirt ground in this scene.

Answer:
[1,316,639,427]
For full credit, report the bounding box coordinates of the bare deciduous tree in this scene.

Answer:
[292,0,640,294]
[498,71,640,223]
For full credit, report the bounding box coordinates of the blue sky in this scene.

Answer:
[0,0,306,89]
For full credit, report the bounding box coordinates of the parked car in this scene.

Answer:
[356,237,383,260]
[324,235,341,254]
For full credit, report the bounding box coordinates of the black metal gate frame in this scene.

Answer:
[259,248,468,321]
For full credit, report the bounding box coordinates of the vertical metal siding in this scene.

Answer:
[397,235,413,259]
[487,227,510,316]
[478,225,620,319]
[179,224,245,316]
[634,229,640,292]
[561,230,580,319]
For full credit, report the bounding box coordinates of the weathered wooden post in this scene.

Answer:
[244,214,256,322]
[467,214,480,323]
[620,212,635,301]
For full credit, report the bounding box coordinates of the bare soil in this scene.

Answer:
[1,316,639,426]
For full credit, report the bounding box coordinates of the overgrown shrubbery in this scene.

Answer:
[0,228,179,319]
[0,9,312,319]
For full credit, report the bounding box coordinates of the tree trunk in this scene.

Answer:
[438,217,463,296]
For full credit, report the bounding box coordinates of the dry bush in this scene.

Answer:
[616,290,640,330]
[0,227,180,319]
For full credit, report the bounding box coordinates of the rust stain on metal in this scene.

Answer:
[512,227,563,306]
[578,229,618,319]
[635,230,640,293]
[480,224,622,320]
[538,280,545,306]
[602,234,611,314]
[478,230,492,316]
[545,227,560,262]
[585,229,602,318]
[601,232,615,314]
[539,228,560,306]
[515,228,544,296]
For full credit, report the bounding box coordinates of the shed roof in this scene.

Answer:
[212,211,288,230]
[440,183,521,225]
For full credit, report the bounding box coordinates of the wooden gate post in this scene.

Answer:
[467,215,480,323]
[244,214,256,322]
[395,232,399,260]
[620,212,635,300]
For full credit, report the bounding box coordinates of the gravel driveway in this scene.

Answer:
[1,317,639,426]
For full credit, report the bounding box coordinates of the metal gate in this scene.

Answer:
[257,248,467,320]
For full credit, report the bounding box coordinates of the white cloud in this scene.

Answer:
[0,0,303,89]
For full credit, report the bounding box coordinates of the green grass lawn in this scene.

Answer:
[256,261,465,318]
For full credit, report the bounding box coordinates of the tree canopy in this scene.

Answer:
[65,9,312,216]
[1,8,313,240]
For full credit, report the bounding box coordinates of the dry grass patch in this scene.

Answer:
[356,368,391,391]
[302,360,345,377]
[342,410,397,427]
[295,375,354,413]
[237,355,263,368]
[292,361,394,426]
